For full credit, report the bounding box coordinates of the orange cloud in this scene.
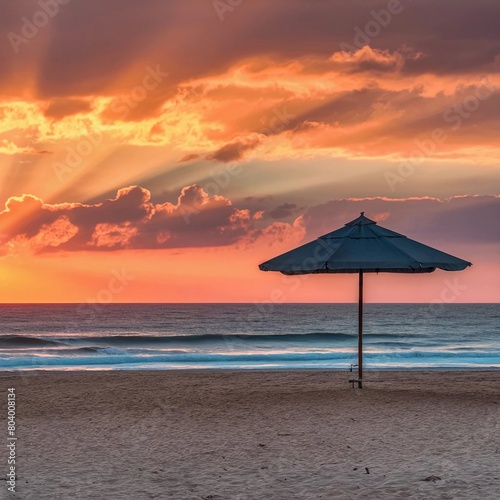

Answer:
[329,46,406,72]
[44,98,93,119]
[90,223,138,249]
[2,188,495,261]
[0,184,302,254]
[1,45,498,166]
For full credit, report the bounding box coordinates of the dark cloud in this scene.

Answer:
[0,185,261,252]
[302,196,500,247]
[1,187,496,256]
[244,196,272,203]
[376,85,500,145]
[289,88,389,129]
[178,153,200,162]
[44,98,92,118]
[268,203,298,219]
[206,135,262,163]
[2,0,499,99]
[0,186,154,251]
[279,81,500,155]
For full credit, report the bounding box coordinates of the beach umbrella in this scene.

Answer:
[259,212,471,388]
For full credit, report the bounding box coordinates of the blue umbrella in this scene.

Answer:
[259,212,472,388]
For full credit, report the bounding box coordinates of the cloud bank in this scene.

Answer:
[1,186,496,255]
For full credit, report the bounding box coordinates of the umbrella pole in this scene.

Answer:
[358,271,363,389]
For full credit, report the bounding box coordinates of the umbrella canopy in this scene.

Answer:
[259,213,472,387]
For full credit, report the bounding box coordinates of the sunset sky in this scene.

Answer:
[0,0,498,303]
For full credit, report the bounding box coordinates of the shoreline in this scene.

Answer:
[2,370,499,499]
[1,366,499,373]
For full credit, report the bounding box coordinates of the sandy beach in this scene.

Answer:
[1,370,499,499]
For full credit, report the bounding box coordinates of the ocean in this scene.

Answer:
[0,303,498,371]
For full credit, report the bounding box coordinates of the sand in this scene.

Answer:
[1,370,499,499]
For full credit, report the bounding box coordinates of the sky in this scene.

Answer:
[0,0,498,303]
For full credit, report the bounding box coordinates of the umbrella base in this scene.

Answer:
[349,378,363,389]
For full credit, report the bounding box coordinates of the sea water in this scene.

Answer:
[0,304,498,371]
